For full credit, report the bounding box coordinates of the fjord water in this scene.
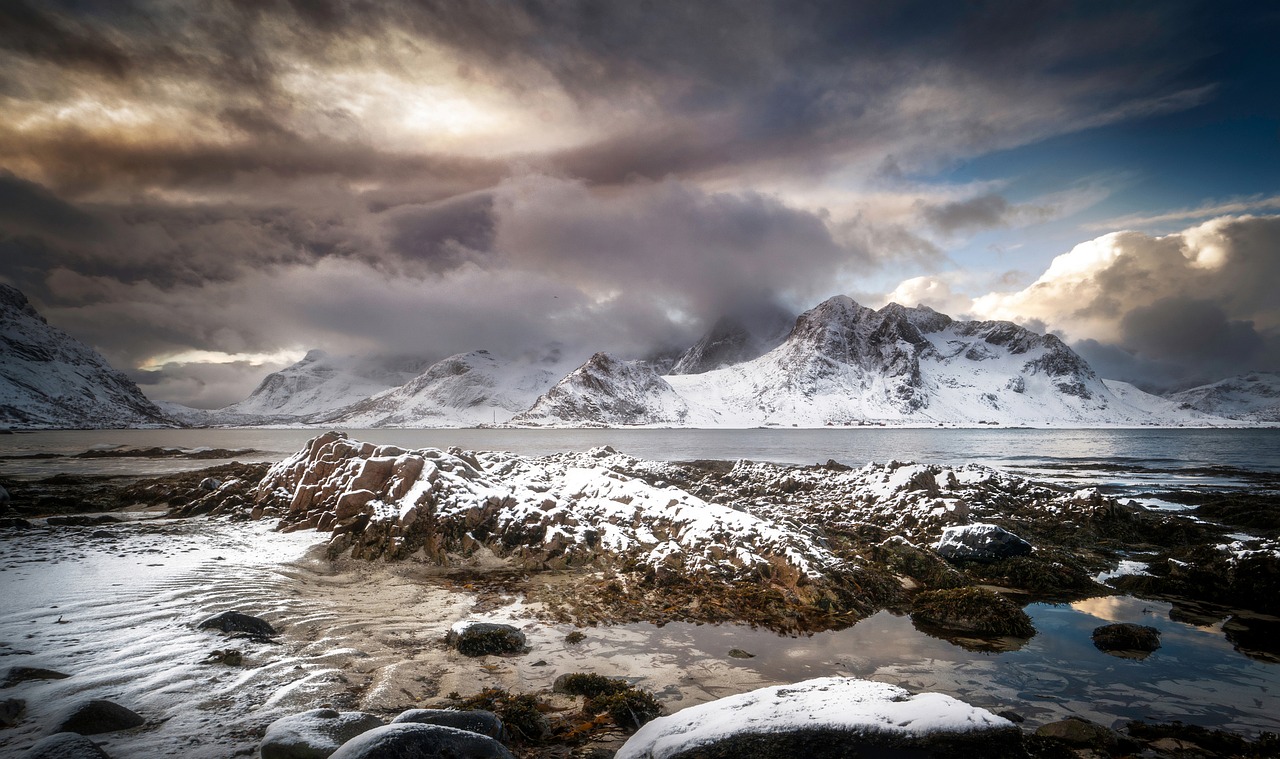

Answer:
[3,426,1278,482]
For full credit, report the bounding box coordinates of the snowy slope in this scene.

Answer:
[329,347,581,427]
[514,352,689,426]
[0,284,172,429]
[1166,372,1280,422]
[521,296,1227,427]
[214,349,427,424]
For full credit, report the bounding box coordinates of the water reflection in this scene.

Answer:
[599,597,1280,736]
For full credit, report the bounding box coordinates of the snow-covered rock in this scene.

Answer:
[1166,372,1280,422]
[0,284,172,429]
[935,523,1033,563]
[514,352,689,426]
[615,677,1019,759]
[261,709,384,759]
[329,347,580,427]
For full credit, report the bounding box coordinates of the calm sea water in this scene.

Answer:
[3,427,1277,494]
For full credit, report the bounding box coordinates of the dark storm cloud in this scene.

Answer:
[0,1,131,78]
[0,171,101,238]
[386,193,497,273]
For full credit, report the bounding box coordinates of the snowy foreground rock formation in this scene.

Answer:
[0,284,170,429]
[250,432,1135,629]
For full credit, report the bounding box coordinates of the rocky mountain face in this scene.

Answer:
[1167,372,1280,422]
[0,284,171,429]
[329,346,580,427]
[514,352,689,426]
[669,303,795,375]
[213,349,428,424]
[663,295,1194,426]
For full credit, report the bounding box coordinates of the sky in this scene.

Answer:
[1,0,1277,408]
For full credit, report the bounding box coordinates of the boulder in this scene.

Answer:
[390,709,504,740]
[614,677,1021,759]
[446,622,527,657]
[1036,717,1138,752]
[935,523,1032,563]
[910,587,1036,638]
[1091,623,1161,656]
[22,732,111,759]
[1,697,26,727]
[327,724,515,759]
[198,477,222,491]
[2,666,71,688]
[197,610,277,639]
[51,699,144,735]
[261,708,385,759]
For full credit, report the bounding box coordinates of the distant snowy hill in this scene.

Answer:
[329,346,581,427]
[514,352,689,426]
[1166,372,1280,422]
[517,296,1229,427]
[0,284,171,429]
[211,349,428,425]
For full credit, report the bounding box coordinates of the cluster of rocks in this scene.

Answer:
[261,707,511,759]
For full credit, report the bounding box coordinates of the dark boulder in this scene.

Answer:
[446,622,527,657]
[391,709,504,740]
[910,587,1036,638]
[328,723,515,759]
[261,708,384,759]
[1,697,25,727]
[22,732,112,759]
[2,666,70,688]
[197,610,277,639]
[51,699,144,735]
[1091,623,1161,656]
[935,523,1032,563]
[1035,717,1138,752]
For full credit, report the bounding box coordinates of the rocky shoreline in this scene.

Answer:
[1,432,1278,757]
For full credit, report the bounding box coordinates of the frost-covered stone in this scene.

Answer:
[935,523,1032,563]
[446,622,527,657]
[261,708,385,759]
[391,708,503,740]
[51,699,144,735]
[615,677,1020,759]
[21,732,111,759]
[327,723,515,759]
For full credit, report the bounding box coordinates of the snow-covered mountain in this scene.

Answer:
[329,346,581,427]
[670,303,794,375]
[517,296,1226,427]
[1166,372,1280,422]
[212,349,428,424]
[0,284,171,429]
[514,352,689,426]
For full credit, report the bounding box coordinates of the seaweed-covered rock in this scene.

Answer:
[391,709,504,740]
[936,523,1032,563]
[614,677,1021,759]
[552,673,662,732]
[446,622,527,657]
[1035,717,1137,752]
[197,610,276,639]
[1092,623,1161,656]
[910,587,1035,638]
[261,708,385,759]
[21,732,111,759]
[327,723,515,759]
[51,699,144,735]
